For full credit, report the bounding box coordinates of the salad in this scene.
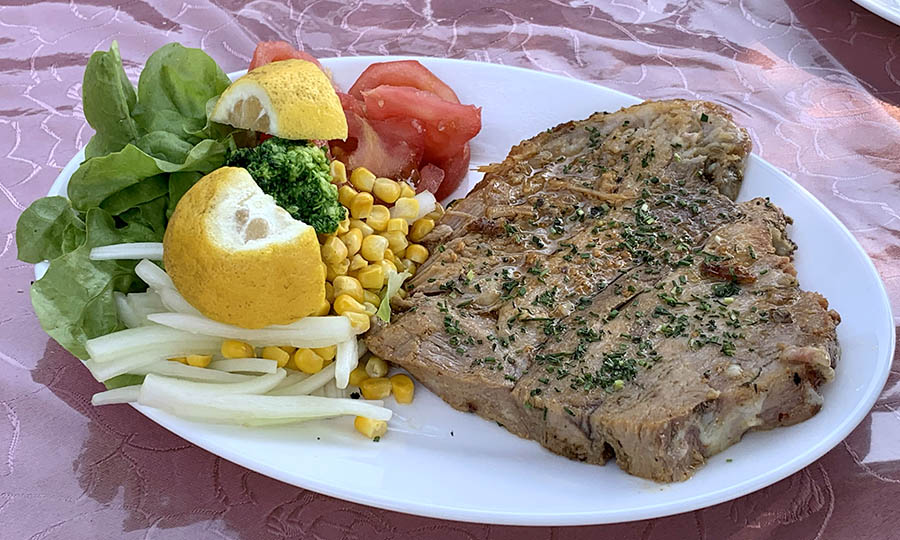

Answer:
[16,41,482,440]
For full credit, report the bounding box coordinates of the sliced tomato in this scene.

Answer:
[349,60,460,104]
[416,163,444,194]
[362,85,481,162]
[331,110,425,179]
[433,143,471,200]
[249,41,324,71]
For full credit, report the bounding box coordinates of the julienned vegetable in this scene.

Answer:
[225,137,346,234]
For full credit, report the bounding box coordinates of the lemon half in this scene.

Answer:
[163,167,326,328]
[210,59,348,140]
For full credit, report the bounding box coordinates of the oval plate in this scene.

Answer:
[44,56,894,525]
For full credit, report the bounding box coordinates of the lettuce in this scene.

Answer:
[17,41,237,364]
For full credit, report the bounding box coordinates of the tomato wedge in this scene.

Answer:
[331,106,425,179]
[249,41,324,72]
[362,85,481,161]
[433,143,471,200]
[349,60,460,104]
[416,163,444,194]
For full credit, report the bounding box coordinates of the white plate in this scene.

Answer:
[852,0,900,25]
[43,56,894,525]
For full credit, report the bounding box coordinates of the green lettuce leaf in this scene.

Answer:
[99,174,168,215]
[83,42,140,159]
[16,196,86,263]
[166,171,203,218]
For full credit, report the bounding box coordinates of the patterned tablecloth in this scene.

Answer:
[2,1,898,538]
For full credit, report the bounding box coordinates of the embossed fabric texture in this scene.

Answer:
[1,1,898,538]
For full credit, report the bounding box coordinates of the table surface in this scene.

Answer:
[2,1,899,538]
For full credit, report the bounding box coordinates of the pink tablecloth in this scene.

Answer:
[2,1,898,538]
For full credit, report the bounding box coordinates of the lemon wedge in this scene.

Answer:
[163,167,326,329]
[210,59,348,140]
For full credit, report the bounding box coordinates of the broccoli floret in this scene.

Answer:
[225,137,346,234]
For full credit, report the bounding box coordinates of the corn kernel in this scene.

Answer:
[363,302,378,315]
[358,263,385,289]
[350,219,374,237]
[366,357,389,378]
[330,160,347,184]
[391,197,419,221]
[185,354,212,368]
[169,356,187,364]
[326,259,350,281]
[261,346,290,368]
[360,234,388,262]
[321,236,348,265]
[349,254,367,272]
[350,192,374,219]
[425,202,445,221]
[314,299,331,316]
[324,282,335,303]
[383,248,396,264]
[386,218,409,235]
[382,230,409,254]
[345,311,371,333]
[350,167,377,192]
[349,365,369,386]
[364,289,381,306]
[409,218,435,242]
[280,346,297,355]
[390,374,415,404]
[401,259,417,275]
[313,345,337,361]
[373,177,402,203]
[333,275,364,303]
[293,348,325,374]
[367,205,390,231]
[399,182,416,198]
[360,377,392,400]
[380,259,398,275]
[338,184,358,207]
[336,216,351,235]
[334,293,366,315]
[221,339,254,359]
[405,243,429,264]
[354,416,388,439]
[340,228,363,256]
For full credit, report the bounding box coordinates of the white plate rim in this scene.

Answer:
[852,0,900,25]
[38,55,895,525]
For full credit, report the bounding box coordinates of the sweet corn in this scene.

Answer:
[293,348,324,374]
[365,356,389,378]
[350,219,374,237]
[360,377,392,400]
[363,289,381,306]
[367,205,390,231]
[373,177,401,203]
[360,234,388,262]
[382,230,409,254]
[354,416,388,439]
[333,275,364,303]
[350,166,376,192]
[314,299,331,316]
[186,354,212,368]
[358,263,385,289]
[383,248,396,264]
[399,181,416,198]
[334,294,366,315]
[386,218,409,235]
[326,259,350,281]
[349,254,367,272]
[425,202,445,221]
[340,228,363,256]
[391,197,419,221]
[405,243,429,264]
[336,216,350,235]
[338,184,358,207]
[380,259,398,275]
[324,282,334,303]
[345,311,371,333]
[330,160,347,184]
[321,236,348,265]
[221,339,254,359]
[363,302,378,315]
[349,365,369,386]
[409,218,435,242]
[313,345,337,361]
[390,374,415,404]
[169,356,187,364]
[350,192,374,219]
[261,346,290,368]
[280,345,297,355]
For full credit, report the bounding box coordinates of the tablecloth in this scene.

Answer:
[1,1,898,538]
